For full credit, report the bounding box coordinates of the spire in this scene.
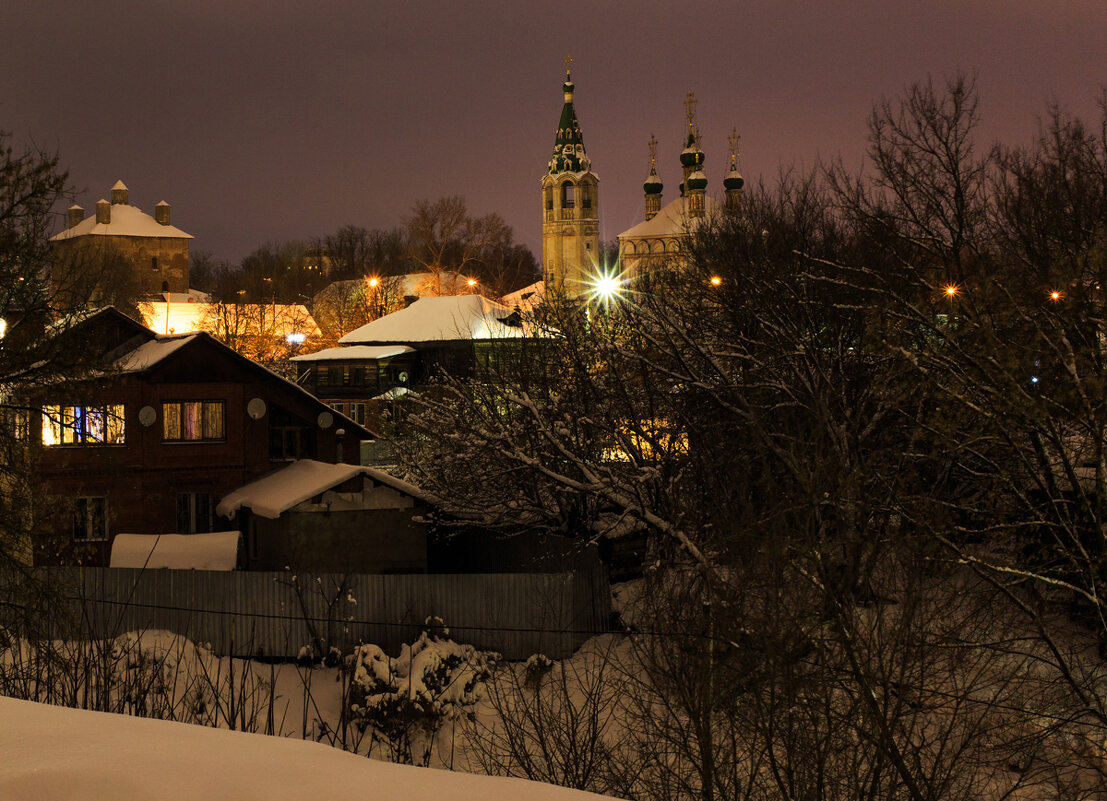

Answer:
[679,91,706,195]
[548,56,590,174]
[643,134,663,221]
[724,127,745,211]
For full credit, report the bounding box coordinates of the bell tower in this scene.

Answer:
[541,58,600,297]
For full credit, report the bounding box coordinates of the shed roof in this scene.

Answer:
[216,458,429,519]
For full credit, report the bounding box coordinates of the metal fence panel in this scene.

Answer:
[37,568,610,660]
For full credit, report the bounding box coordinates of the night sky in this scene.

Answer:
[3,1,1104,265]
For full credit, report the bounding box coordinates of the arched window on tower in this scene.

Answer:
[151,256,159,271]
[561,182,575,209]
[544,187,553,211]
[580,182,592,210]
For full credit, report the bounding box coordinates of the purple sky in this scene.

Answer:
[3,1,1104,265]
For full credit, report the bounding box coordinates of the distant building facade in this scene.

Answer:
[50,180,193,298]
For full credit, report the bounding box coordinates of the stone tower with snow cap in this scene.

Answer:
[541,59,600,297]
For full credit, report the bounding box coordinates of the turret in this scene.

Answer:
[67,204,84,229]
[110,179,129,205]
[643,134,663,221]
[723,128,745,212]
[155,200,171,226]
[95,198,111,225]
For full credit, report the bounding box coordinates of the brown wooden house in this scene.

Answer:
[25,308,376,566]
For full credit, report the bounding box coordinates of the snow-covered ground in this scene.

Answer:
[0,695,615,801]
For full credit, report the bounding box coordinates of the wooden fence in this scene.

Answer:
[36,568,610,660]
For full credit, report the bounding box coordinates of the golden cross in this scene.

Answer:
[684,91,698,130]
[565,54,573,78]
[648,133,658,170]
[728,127,741,166]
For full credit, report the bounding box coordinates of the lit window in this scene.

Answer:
[73,496,108,541]
[162,401,225,441]
[42,404,125,446]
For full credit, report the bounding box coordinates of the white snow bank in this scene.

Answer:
[339,294,528,344]
[216,459,428,520]
[110,532,242,570]
[0,697,614,801]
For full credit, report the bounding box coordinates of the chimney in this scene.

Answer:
[155,200,171,226]
[67,204,84,229]
[110,179,129,205]
[95,199,111,225]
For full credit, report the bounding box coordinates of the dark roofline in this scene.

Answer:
[105,310,378,440]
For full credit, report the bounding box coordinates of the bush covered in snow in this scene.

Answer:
[349,630,495,765]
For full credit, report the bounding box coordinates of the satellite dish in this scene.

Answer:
[247,398,267,420]
[138,406,157,427]
[398,371,409,384]
[317,411,334,429]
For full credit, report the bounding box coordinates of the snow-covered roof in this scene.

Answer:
[160,289,212,303]
[217,459,428,520]
[109,532,241,571]
[50,201,193,241]
[115,334,197,372]
[339,295,527,344]
[0,696,614,801]
[289,345,414,363]
[617,194,721,241]
[501,280,546,313]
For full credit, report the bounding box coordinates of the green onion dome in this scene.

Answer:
[644,169,663,195]
[723,167,744,191]
[679,131,704,169]
[686,170,708,191]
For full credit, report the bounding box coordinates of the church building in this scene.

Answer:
[538,71,744,294]
[540,64,600,297]
[617,93,744,276]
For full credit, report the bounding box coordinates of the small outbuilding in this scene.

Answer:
[216,459,432,573]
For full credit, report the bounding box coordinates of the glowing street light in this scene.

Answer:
[467,278,478,288]
[944,284,958,298]
[710,276,722,286]
[588,268,626,303]
[367,277,380,288]
[1050,290,1061,301]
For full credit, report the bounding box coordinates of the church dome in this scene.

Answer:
[686,170,708,191]
[643,169,663,195]
[680,146,704,169]
[679,130,704,169]
[723,167,744,191]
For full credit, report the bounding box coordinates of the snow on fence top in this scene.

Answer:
[109,531,242,571]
